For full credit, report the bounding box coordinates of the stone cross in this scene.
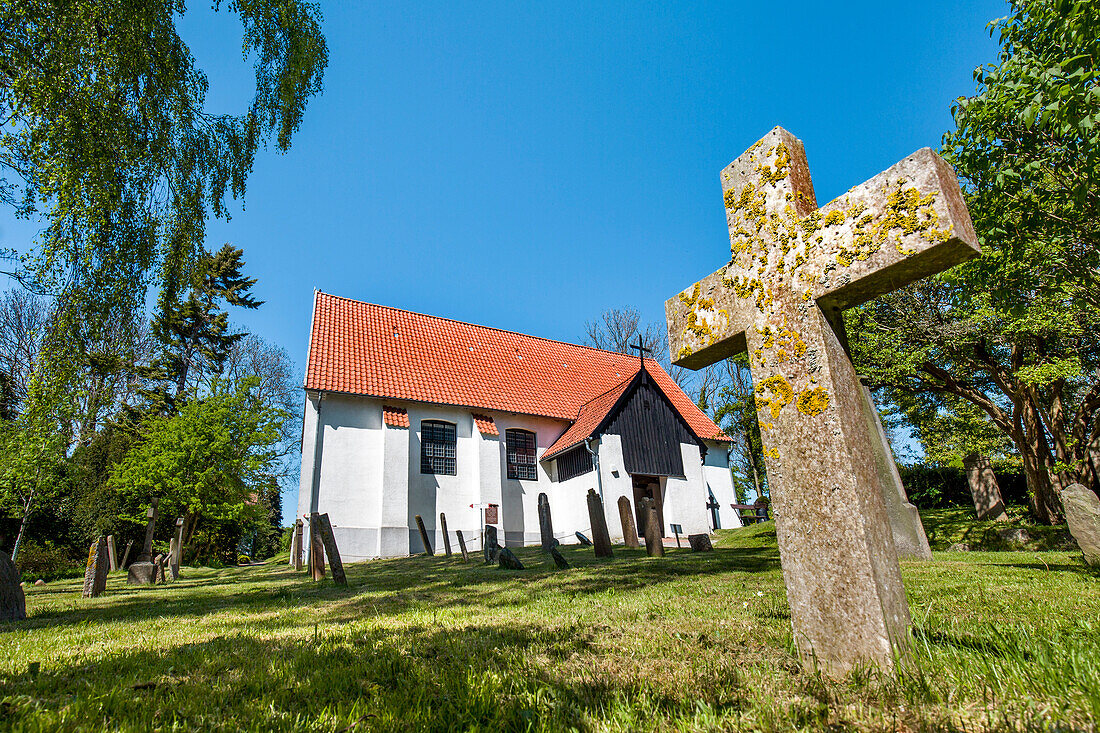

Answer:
[665,127,979,676]
[585,489,613,558]
[617,496,640,548]
[537,493,554,551]
[440,513,453,556]
[640,498,664,557]
[414,515,434,556]
[963,453,1008,521]
[137,498,159,563]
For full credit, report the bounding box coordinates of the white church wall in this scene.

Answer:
[380,418,411,557]
[702,441,742,531]
[547,449,603,546]
[593,433,634,541]
[661,442,711,537]
[492,413,570,547]
[297,392,321,523]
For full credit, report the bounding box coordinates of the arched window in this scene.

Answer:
[506,429,538,480]
[421,420,456,475]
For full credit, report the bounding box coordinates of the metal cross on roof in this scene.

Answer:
[628,338,652,368]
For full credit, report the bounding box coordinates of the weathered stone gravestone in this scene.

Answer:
[314,513,347,586]
[617,496,640,548]
[497,548,524,570]
[1062,484,1100,566]
[414,514,434,556]
[440,513,453,557]
[127,498,160,586]
[0,552,26,621]
[170,517,184,580]
[574,532,592,546]
[586,489,613,558]
[641,498,664,557]
[963,453,1009,521]
[153,554,167,583]
[455,530,470,562]
[538,493,555,551]
[549,546,570,569]
[308,513,326,580]
[688,534,713,552]
[483,525,500,564]
[859,383,932,559]
[106,535,118,572]
[666,127,979,675]
[82,536,109,598]
[120,539,134,570]
[291,518,304,571]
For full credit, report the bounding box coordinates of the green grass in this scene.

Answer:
[2,535,1099,732]
[920,506,1077,551]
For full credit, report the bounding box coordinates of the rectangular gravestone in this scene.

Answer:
[963,453,1009,521]
[483,524,499,564]
[127,498,159,586]
[292,519,304,570]
[440,513,452,556]
[688,534,713,552]
[641,498,664,557]
[414,514,434,556]
[665,126,978,675]
[538,493,554,551]
[586,489,613,558]
[308,513,326,580]
[455,530,470,562]
[106,535,118,571]
[171,517,184,579]
[317,513,347,586]
[617,496,640,548]
[121,539,134,569]
[82,536,109,598]
[1063,484,1100,566]
[0,552,26,621]
[169,538,178,580]
[154,554,166,584]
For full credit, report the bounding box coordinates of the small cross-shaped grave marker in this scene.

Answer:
[666,127,978,675]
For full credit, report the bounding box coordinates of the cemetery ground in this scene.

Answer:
[2,522,1099,732]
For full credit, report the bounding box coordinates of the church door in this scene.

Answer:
[631,475,664,538]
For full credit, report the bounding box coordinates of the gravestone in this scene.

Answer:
[688,534,713,552]
[538,493,554,551]
[575,532,592,546]
[106,535,118,571]
[440,513,453,557]
[550,546,570,569]
[0,552,26,621]
[127,498,160,586]
[666,126,978,675]
[963,453,1009,521]
[1062,484,1100,566]
[483,525,500,564]
[497,548,524,570]
[308,513,326,580]
[617,496,640,548]
[120,540,134,569]
[171,517,184,580]
[169,538,178,580]
[455,530,470,562]
[586,489,613,558]
[414,514,434,556]
[292,519,304,571]
[671,524,683,548]
[317,513,347,586]
[641,498,664,557]
[860,384,932,559]
[81,536,109,598]
[153,554,166,584]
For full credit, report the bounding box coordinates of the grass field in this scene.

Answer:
[2,524,1099,732]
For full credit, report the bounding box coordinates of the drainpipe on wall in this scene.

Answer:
[584,436,605,503]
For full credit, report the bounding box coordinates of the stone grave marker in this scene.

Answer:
[153,554,167,583]
[483,524,500,564]
[308,513,326,580]
[120,540,134,569]
[168,539,179,581]
[1062,484,1100,566]
[455,530,470,562]
[0,552,26,621]
[575,532,592,546]
[497,548,524,570]
[291,519,304,571]
[665,126,978,675]
[81,536,109,598]
[538,493,554,551]
[127,498,159,586]
[414,514,434,556]
[440,513,453,557]
[617,496,640,548]
[688,534,713,552]
[550,546,570,569]
[317,513,347,586]
[106,535,118,571]
[586,489,613,558]
[963,453,1009,521]
[170,517,184,580]
[641,498,664,557]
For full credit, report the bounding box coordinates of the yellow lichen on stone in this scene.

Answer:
[755,142,791,186]
[796,386,830,416]
[764,446,780,460]
[677,283,728,351]
[755,374,794,420]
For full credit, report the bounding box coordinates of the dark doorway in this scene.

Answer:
[632,475,664,538]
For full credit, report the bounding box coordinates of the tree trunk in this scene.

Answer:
[10,486,35,563]
[1016,426,1063,525]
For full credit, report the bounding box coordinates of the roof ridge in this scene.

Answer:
[573,370,638,417]
[315,290,665,363]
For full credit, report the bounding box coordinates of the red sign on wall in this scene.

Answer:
[485,504,499,525]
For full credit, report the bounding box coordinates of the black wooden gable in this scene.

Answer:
[596,367,700,477]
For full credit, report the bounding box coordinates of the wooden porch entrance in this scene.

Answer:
[631,475,664,538]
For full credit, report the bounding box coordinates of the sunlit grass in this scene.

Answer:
[2,530,1098,731]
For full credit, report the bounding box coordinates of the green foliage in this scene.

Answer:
[849,0,1100,523]
[109,379,286,561]
[12,539,75,581]
[710,354,767,502]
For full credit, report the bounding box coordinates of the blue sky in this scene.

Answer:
[1,1,1008,514]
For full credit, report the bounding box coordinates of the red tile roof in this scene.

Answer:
[306,292,728,445]
[542,376,633,460]
[472,414,499,436]
[382,405,409,428]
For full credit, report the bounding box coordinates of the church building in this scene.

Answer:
[297,291,741,561]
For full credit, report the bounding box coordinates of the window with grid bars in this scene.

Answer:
[420,420,456,475]
[506,429,538,480]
